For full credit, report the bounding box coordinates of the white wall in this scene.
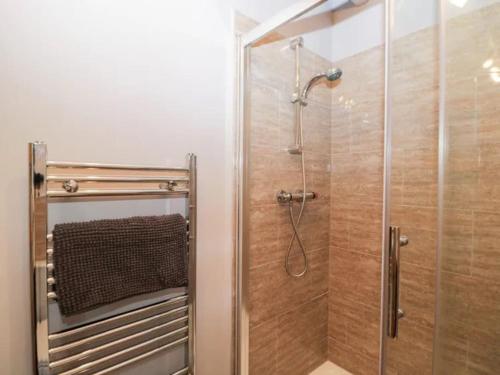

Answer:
[0,1,235,374]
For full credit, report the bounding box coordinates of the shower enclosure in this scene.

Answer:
[235,0,500,374]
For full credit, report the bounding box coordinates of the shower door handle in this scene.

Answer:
[387,226,408,338]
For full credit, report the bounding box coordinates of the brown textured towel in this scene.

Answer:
[53,214,188,316]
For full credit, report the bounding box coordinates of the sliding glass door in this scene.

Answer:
[434,1,500,374]
[383,0,439,373]
[383,1,500,374]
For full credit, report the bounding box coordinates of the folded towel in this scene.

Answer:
[53,214,188,316]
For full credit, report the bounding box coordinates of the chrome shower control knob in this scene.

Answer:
[276,190,316,203]
[276,190,292,204]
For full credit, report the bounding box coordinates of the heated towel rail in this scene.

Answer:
[29,142,197,375]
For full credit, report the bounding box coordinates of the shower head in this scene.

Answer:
[350,0,369,5]
[326,67,343,81]
[301,68,343,100]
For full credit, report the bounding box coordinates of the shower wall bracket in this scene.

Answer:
[289,36,304,50]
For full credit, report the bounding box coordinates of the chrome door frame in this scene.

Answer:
[379,0,391,373]
[380,0,444,374]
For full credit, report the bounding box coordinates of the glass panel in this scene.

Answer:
[384,0,439,373]
[237,1,386,374]
[434,1,500,374]
[240,8,336,374]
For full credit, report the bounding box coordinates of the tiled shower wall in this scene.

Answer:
[327,9,439,375]
[328,45,385,374]
[435,4,500,374]
[327,4,499,374]
[386,24,439,375]
[239,3,499,374]
[328,16,439,375]
[238,14,332,375]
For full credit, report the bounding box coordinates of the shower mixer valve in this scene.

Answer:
[276,190,316,204]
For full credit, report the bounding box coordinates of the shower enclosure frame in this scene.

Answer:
[234,1,391,374]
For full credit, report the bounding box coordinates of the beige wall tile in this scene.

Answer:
[329,247,381,308]
[435,5,500,373]
[328,295,380,360]
[441,209,473,275]
[465,327,500,374]
[246,22,336,373]
[249,317,279,375]
[433,320,469,375]
[248,204,281,268]
[248,261,288,327]
[277,295,328,375]
[385,320,434,375]
[249,81,281,149]
[328,40,384,374]
[309,249,329,296]
[472,211,500,281]
[439,271,500,333]
[328,338,378,375]
[399,262,435,329]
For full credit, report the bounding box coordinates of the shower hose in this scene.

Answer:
[285,110,308,278]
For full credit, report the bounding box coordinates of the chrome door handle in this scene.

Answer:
[387,226,408,338]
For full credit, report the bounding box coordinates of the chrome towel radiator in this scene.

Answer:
[29,142,197,375]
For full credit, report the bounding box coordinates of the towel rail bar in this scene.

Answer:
[49,312,188,361]
[47,189,189,198]
[91,339,189,375]
[58,335,188,375]
[47,161,189,172]
[50,326,189,373]
[47,175,189,183]
[171,367,189,375]
[49,295,188,347]
[171,368,189,375]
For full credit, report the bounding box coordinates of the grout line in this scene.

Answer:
[250,291,329,332]
[439,269,500,285]
[399,260,437,273]
[249,247,329,271]
[327,337,379,362]
[326,296,380,314]
[328,246,382,260]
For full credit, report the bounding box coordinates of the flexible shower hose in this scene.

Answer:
[285,107,308,278]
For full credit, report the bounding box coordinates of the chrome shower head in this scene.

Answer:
[301,68,343,100]
[326,67,343,81]
[350,0,369,5]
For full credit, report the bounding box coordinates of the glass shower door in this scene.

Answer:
[384,1,500,374]
[434,1,500,374]
[383,0,440,373]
